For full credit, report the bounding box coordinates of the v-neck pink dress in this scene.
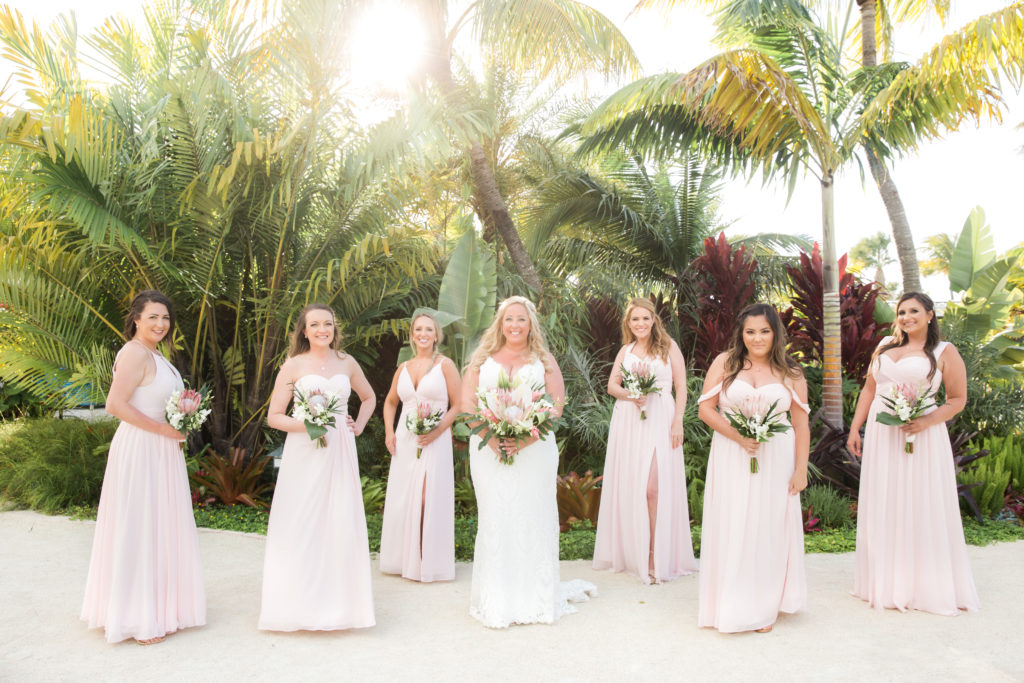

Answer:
[697,378,807,632]
[853,338,979,614]
[593,343,697,583]
[81,346,206,643]
[380,362,455,582]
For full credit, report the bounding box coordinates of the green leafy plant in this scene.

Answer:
[801,485,854,530]
[972,434,1024,494]
[958,453,1011,519]
[190,447,273,509]
[361,476,386,515]
[0,418,116,512]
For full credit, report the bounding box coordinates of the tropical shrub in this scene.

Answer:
[958,455,1011,519]
[978,434,1024,493]
[361,476,386,515]
[0,417,117,512]
[355,416,389,481]
[190,447,274,509]
[556,470,602,532]
[682,233,757,371]
[801,485,854,530]
[683,373,713,522]
[781,244,888,385]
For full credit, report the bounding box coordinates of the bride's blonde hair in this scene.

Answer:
[468,296,553,372]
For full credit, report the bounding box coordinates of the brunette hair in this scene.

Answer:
[874,291,941,379]
[288,303,343,357]
[468,296,553,372]
[123,290,175,342]
[722,303,801,391]
[621,297,671,362]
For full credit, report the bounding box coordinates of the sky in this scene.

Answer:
[2,0,1022,297]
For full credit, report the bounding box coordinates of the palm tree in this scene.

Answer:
[410,0,640,292]
[0,0,437,453]
[581,2,1024,426]
[850,231,896,287]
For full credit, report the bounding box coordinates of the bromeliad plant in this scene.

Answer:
[556,470,603,532]
[189,447,273,509]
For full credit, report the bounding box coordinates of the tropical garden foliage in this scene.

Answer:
[1,0,1023,535]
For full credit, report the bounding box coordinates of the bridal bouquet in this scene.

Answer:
[165,384,212,435]
[291,386,344,448]
[470,368,559,465]
[724,396,791,473]
[405,402,444,458]
[875,382,935,453]
[621,361,660,420]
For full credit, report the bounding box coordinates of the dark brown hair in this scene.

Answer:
[874,291,941,380]
[621,297,671,362]
[723,303,802,391]
[288,303,344,357]
[123,290,175,342]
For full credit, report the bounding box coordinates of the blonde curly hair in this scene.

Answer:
[468,296,553,372]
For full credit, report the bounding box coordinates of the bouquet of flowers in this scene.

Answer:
[875,382,935,453]
[405,402,444,458]
[291,386,344,448]
[469,368,559,465]
[165,384,213,435]
[724,396,791,473]
[620,360,660,420]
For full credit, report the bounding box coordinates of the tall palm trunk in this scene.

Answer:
[858,0,922,293]
[422,7,542,292]
[821,172,844,427]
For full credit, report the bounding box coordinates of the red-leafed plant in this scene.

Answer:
[781,243,887,384]
[803,505,822,533]
[190,446,273,508]
[585,295,624,373]
[682,233,758,371]
[556,470,603,532]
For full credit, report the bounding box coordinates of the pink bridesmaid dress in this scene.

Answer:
[593,343,697,583]
[853,339,979,614]
[380,362,455,582]
[258,374,375,631]
[697,379,807,632]
[81,346,206,643]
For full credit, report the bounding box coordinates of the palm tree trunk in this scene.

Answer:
[858,0,922,294]
[421,7,542,292]
[821,173,844,428]
[865,151,921,292]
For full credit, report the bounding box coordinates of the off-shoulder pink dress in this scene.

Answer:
[380,362,455,582]
[697,379,807,632]
[853,339,979,614]
[593,343,697,583]
[81,346,206,643]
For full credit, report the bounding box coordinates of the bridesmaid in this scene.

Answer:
[593,297,697,584]
[848,291,979,614]
[81,290,205,644]
[696,303,808,633]
[258,303,376,631]
[380,311,459,582]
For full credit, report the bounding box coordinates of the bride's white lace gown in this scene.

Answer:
[469,357,596,628]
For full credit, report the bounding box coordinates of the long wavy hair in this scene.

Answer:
[621,297,671,361]
[409,311,443,360]
[874,291,941,380]
[288,303,344,358]
[123,289,175,342]
[468,296,552,372]
[722,303,801,391]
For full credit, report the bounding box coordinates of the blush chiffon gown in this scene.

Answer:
[853,339,979,615]
[258,373,375,631]
[468,357,596,628]
[81,346,206,643]
[696,379,807,632]
[379,361,455,582]
[593,343,697,583]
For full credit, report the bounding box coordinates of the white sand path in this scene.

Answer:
[1,510,1021,682]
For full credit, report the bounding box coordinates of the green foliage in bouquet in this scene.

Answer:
[0,418,116,512]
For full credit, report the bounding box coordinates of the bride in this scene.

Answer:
[461,296,595,628]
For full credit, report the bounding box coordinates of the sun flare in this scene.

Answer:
[348,2,427,94]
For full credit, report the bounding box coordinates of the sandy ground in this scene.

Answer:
[1,510,1021,683]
